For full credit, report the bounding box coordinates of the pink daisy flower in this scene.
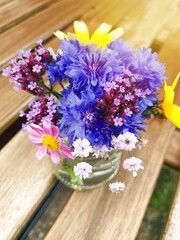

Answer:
[26,119,75,164]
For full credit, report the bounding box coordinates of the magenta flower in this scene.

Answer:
[26,119,75,164]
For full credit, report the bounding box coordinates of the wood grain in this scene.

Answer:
[0,131,56,240]
[0,0,176,133]
[164,130,180,169]
[0,0,97,134]
[44,32,180,240]
[162,177,180,240]
[0,0,54,34]
[0,0,97,69]
[152,2,180,51]
[0,0,12,8]
[119,0,180,48]
[0,0,140,133]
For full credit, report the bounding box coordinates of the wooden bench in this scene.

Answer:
[0,0,180,239]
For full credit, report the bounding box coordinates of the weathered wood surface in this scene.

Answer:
[162,177,180,240]
[0,131,56,240]
[1,1,180,239]
[1,0,178,135]
[165,130,180,169]
[0,0,55,34]
[0,0,96,134]
[44,32,180,240]
[0,0,96,69]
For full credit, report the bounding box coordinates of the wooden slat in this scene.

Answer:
[0,0,140,134]
[0,1,143,239]
[0,76,30,134]
[162,177,180,240]
[153,2,180,51]
[0,0,55,34]
[0,0,12,8]
[0,0,176,134]
[119,0,180,48]
[0,0,97,134]
[164,130,180,169]
[0,131,56,240]
[44,32,180,240]
[0,3,180,239]
[0,0,97,69]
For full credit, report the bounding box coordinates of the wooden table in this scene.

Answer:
[0,0,180,239]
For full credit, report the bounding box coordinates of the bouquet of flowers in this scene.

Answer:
[3,21,180,192]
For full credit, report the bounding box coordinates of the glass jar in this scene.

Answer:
[52,149,122,190]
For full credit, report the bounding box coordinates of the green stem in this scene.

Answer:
[38,81,62,99]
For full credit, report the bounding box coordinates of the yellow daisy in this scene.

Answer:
[54,21,124,49]
[161,72,180,128]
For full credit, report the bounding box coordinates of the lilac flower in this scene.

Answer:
[37,47,46,55]
[32,64,42,73]
[114,98,120,106]
[124,108,133,117]
[28,82,37,90]
[2,42,52,95]
[114,117,123,126]
[20,95,58,127]
[2,66,11,76]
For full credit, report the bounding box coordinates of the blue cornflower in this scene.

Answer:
[57,89,116,147]
[46,40,87,85]
[132,48,166,91]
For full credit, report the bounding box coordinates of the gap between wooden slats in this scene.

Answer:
[44,32,180,240]
[0,0,56,34]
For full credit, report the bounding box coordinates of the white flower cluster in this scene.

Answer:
[136,138,148,149]
[109,181,125,193]
[111,132,138,151]
[74,162,92,179]
[72,139,92,158]
[72,139,111,159]
[123,157,144,177]
[92,145,110,158]
[72,135,145,192]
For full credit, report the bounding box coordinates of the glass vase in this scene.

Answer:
[52,149,122,190]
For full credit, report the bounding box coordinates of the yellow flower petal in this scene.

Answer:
[54,21,124,49]
[108,27,125,42]
[162,72,180,128]
[91,23,112,44]
[54,31,68,40]
[164,104,180,128]
[164,72,180,104]
[97,27,125,49]
[73,21,89,42]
